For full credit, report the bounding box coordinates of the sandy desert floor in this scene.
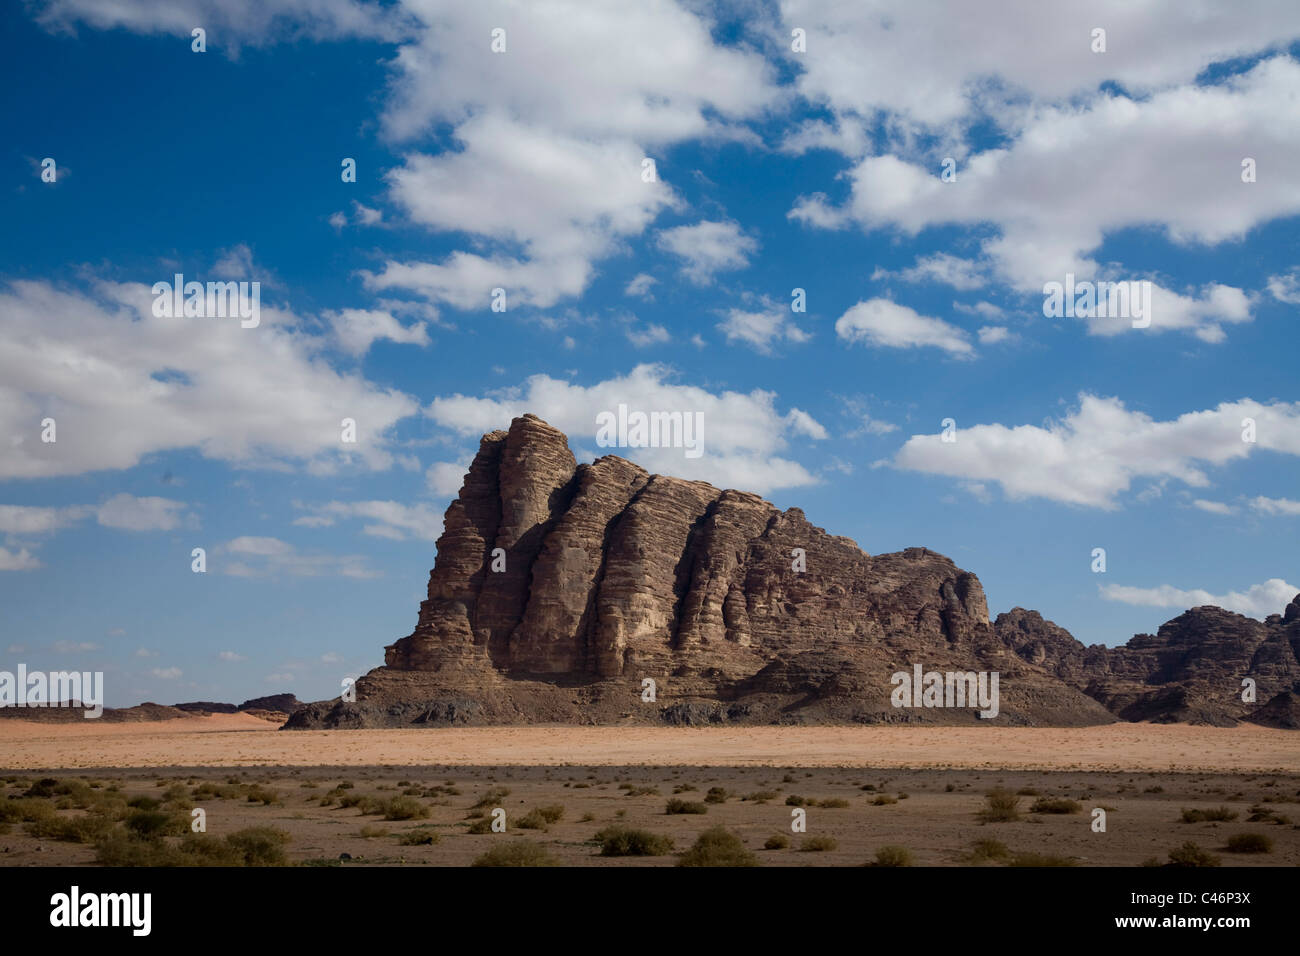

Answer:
[2,719,1295,866]
[0,717,1296,772]
[0,763,1296,867]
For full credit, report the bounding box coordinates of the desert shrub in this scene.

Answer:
[968,839,1010,862]
[673,784,697,793]
[978,789,1021,823]
[471,787,511,809]
[1016,787,1041,796]
[192,783,241,800]
[517,805,564,830]
[666,799,708,815]
[624,786,659,797]
[93,826,291,867]
[764,834,790,850]
[94,832,186,866]
[1167,841,1220,867]
[534,805,564,824]
[124,809,187,839]
[818,798,850,809]
[127,795,161,811]
[676,827,759,867]
[872,794,898,806]
[471,841,558,867]
[594,826,674,856]
[0,799,57,826]
[175,834,247,866]
[704,787,729,804]
[1030,797,1082,814]
[745,791,778,803]
[1225,833,1273,854]
[381,796,430,821]
[467,817,495,834]
[785,795,807,806]
[800,836,837,852]
[872,845,914,867]
[397,827,440,846]
[25,813,115,844]
[1181,806,1238,823]
[244,786,278,805]
[358,825,390,838]
[22,778,60,799]
[224,827,291,866]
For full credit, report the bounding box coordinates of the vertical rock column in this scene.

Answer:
[473,415,577,667]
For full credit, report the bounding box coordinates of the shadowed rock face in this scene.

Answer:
[286,415,1298,729]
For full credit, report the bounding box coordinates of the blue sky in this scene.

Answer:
[2,0,1298,707]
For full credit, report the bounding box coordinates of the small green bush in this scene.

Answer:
[1167,841,1221,867]
[872,845,914,867]
[397,828,441,846]
[381,796,430,821]
[1225,833,1273,854]
[594,826,674,856]
[471,841,558,867]
[978,789,1020,823]
[968,838,1010,862]
[800,836,837,852]
[676,827,758,867]
[665,799,708,815]
[1180,806,1238,823]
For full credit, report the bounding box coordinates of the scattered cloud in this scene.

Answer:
[96,493,189,532]
[1100,577,1298,619]
[657,220,757,285]
[894,394,1300,509]
[624,273,657,299]
[327,308,430,356]
[836,299,974,356]
[716,305,809,354]
[872,253,986,290]
[1266,268,1300,304]
[0,278,419,479]
[221,536,380,578]
[1250,495,1300,516]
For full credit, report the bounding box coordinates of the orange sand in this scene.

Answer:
[0,718,1295,771]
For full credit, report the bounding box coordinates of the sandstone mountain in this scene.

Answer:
[287,415,1300,729]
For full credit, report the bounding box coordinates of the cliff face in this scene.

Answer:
[286,415,1298,729]
[1000,599,1300,727]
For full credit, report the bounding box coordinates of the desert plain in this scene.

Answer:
[0,717,1296,867]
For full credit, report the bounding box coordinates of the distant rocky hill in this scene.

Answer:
[0,695,302,723]
[286,415,1300,730]
[172,694,303,716]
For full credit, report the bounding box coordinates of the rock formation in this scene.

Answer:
[286,415,1300,729]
